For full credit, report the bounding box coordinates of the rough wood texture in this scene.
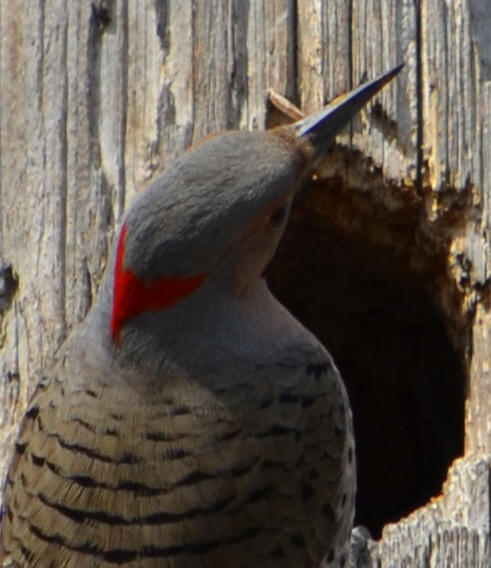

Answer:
[0,0,489,564]
[368,456,490,567]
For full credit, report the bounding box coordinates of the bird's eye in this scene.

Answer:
[268,204,288,228]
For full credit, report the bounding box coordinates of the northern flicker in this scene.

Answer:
[1,65,402,568]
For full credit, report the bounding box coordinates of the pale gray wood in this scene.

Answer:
[350,0,419,181]
[296,1,351,111]
[0,0,489,564]
[367,456,490,567]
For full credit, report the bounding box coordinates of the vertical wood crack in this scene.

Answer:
[414,0,424,196]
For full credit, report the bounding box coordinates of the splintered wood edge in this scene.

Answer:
[267,89,305,121]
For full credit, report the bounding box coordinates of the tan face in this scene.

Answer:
[224,188,295,297]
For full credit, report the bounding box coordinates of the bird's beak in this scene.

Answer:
[295,63,404,158]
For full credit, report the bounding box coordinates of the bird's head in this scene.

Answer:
[104,65,403,343]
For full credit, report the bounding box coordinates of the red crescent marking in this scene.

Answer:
[110,224,207,341]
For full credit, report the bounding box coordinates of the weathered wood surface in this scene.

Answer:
[367,455,490,567]
[0,1,489,564]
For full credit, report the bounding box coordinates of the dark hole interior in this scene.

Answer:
[266,174,466,539]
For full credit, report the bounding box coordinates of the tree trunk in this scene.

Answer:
[0,1,489,565]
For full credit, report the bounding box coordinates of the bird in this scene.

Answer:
[0,65,402,568]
